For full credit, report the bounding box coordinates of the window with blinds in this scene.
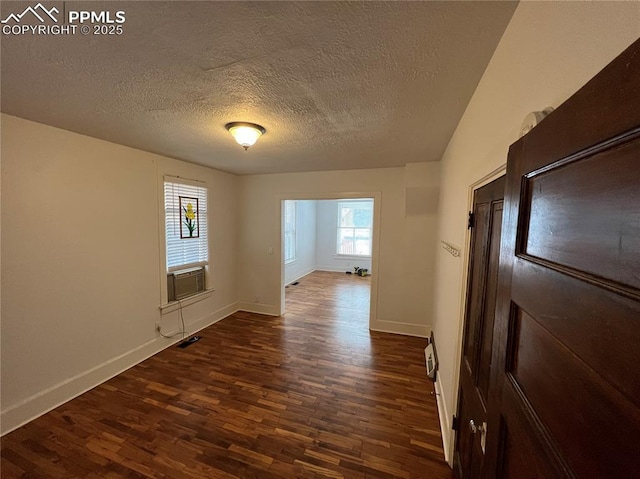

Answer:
[284,200,296,264]
[164,180,208,272]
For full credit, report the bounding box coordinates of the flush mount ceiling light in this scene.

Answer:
[225,122,266,150]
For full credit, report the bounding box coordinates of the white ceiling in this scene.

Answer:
[1,1,517,175]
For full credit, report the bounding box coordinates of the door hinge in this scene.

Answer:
[467,212,475,229]
[452,415,459,431]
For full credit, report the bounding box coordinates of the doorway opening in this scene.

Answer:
[440,164,505,465]
[453,174,505,478]
[278,193,381,332]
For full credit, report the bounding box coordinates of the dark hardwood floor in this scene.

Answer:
[1,271,452,478]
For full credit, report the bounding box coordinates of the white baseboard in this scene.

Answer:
[435,374,454,466]
[236,302,280,316]
[315,266,374,274]
[0,302,240,436]
[370,319,430,338]
[284,268,316,286]
[315,265,349,273]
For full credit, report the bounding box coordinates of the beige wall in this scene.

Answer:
[0,114,239,434]
[238,162,440,336]
[431,1,640,462]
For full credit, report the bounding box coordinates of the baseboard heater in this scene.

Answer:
[168,267,205,302]
[425,332,438,381]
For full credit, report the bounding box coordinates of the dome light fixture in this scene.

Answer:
[225,122,266,150]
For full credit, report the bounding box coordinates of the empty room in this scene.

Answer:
[1,1,639,478]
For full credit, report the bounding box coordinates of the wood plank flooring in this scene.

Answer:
[1,271,452,478]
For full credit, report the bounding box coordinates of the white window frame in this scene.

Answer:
[158,176,213,311]
[164,178,209,272]
[336,200,373,257]
[284,200,297,264]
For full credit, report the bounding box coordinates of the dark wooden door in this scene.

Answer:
[484,39,640,479]
[454,176,505,479]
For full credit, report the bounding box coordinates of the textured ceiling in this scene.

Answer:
[1,1,517,175]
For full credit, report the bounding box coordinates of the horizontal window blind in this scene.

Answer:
[164,181,208,271]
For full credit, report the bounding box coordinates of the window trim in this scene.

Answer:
[159,175,211,306]
[164,179,209,271]
[284,200,297,264]
[160,289,213,314]
[336,200,373,257]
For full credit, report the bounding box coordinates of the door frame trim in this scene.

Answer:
[445,163,506,464]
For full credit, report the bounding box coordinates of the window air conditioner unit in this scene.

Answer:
[168,267,205,302]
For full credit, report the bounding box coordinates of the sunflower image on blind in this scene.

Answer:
[179,196,199,238]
